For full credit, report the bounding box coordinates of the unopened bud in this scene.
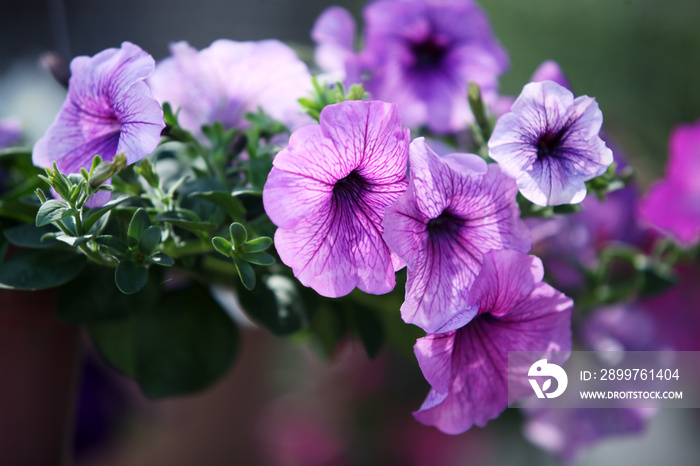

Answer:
[89,154,127,189]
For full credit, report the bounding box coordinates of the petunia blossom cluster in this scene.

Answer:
[21,0,700,462]
[263,100,574,434]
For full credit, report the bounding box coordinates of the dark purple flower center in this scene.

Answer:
[333,170,369,204]
[410,38,448,69]
[427,209,463,237]
[536,125,571,160]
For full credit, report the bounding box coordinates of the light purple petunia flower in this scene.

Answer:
[33,42,165,205]
[383,138,530,333]
[639,119,700,246]
[488,80,613,206]
[413,249,572,434]
[312,0,509,134]
[149,39,312,136]
[263,100,409,298]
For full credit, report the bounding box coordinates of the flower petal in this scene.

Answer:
[33,42,164,178]
[264,101,409,297]
[489,81,612,206]
[385,139,530,333]
[149,39,311,135]
[414,250,572,434]
[311,6,357,74]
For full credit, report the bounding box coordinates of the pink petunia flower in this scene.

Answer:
[263,100,409,298]
[639,119,700,246]
[413,249,572,434]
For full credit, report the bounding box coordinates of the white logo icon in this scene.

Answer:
[528,359,568,399]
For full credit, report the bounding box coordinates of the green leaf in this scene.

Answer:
[138,226,162,256]
[231,188,262,197]
[149,252,174,267]
[552,204,583,215]
[239,250,275,266]
[88,318,138,377]
[56,265,161,324]
[86,209,111,236]
[467,82,492,142]
[233,256,255,290]
[0,199,39,224]
[127,208,151,247]
[3,224,60,248]
[115,259,149,294]
[236,274,318,336]
[95,235,128,254]
[162,102,178,127]
[247,154,273,191]
[241,236,272,253]
[36,199,78,227]
[88,284,239,398]
[154,210,216,235]
[0,249,86,290]
[55,233,93,247]
[191,191,246,221]
[212,236,233,256]
[229,222,247,248]
[297,97,319,110]
[83,195,132,232]
[134,159,159,189]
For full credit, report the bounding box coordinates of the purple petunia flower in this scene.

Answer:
[312,0,509,134]
[0,118,21,149]
[311,6,358,80]
[33,42,165,205]
[523,304,659,461]
[263,100,409,298]
[413,249,572,434]
[523,405,653,462]
[639,119,700,246]
[149,40,312,136]
[644,263,700,352]
[383,138,530,333]
[0,117,22,194]
[488,80,613,206]
[530,60,571,90]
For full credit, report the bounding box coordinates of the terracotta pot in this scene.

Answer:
[0,288,80,466]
